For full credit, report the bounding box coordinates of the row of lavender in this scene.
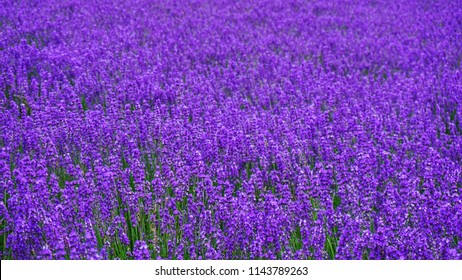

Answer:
[1,0,461,259]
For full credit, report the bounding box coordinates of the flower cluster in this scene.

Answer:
[0,0,461,259]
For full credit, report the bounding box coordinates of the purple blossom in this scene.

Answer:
[0,0,461,260]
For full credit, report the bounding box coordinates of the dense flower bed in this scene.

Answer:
[0,0,461,259]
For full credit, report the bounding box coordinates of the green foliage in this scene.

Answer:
[325,227,339,260]
[333,195,341,210]
[289,225,303,253]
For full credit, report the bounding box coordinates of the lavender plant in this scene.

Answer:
[0,0,461,260]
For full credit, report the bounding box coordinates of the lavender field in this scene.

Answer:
[1,0,461,260]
